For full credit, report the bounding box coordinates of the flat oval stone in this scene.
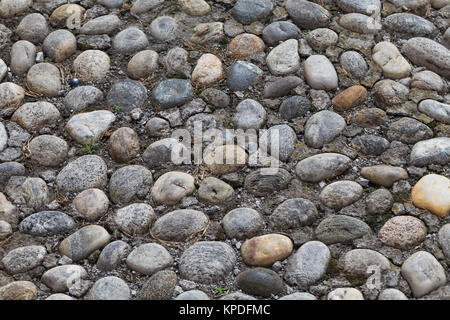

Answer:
[266,39,300,75]
[263,76,303,98]
[418,100,450,124]
[56,155,108,193]
[411,71,445,92]
[379,216,427,249]
[411,174,450,217]
[179,241,236,284]
[315,215,372,244]
[319,180,363,209]
[328,288,364,300]
[0,281,37,300]
[402,37,450,79]
[284,241,330,287]
[233,99,266,130]
[1,245,46,274]
[73,50,110,81]
[106,79,147,112]
[87,276,130,300]
[228,33,265,58]
[41,265,87,293]
[109,165,153,204]
[384,13,437,36]
[203,145,248,175]
[304,55,338,90]
[64,86,103,112]
[10,40,36,75]
[12,101,60,132]
[361,165,408,187]
[153,79,193,109]
[279,96,310,120]
[29,135,68,166]
[340,51,368,79]
[26,63,61,97]
[304,110,346,148]
[332,85,367,111]
[409,137,450,166]
[244,168,291,196]
[373,41,411,79]
[59,225,111,261]
[19,211,75,236]
[80,15,121,35]
[336,0,381,15]
[113,27,148,55]
[270,198,318,230]
[222,207,265,240]
[151,209,208,241]
[295,153,351,183]
[198,177,234,204]
[148,16,178,41]
[378,289,408,300]
[126,243,173,275]
[241,234,293,267]
[227,61,263,92]
[114,203,156,235]
[191,53,223,86]
[0,82,25,109]
[97,240,131,271]
[286,0,330,29]
[401,251,446,298]
[259,124,297,162]
[151,171,195,205]
[262,21,301,46]
[341,249,392,276]
[387,117,433,144]
[438,224,450,259]
[236,268,284,297]
[232,0,273,24]
[139,270,177,300]
[175,290,210,300]
[339,13,382,34]
[65,110,116,144]
[306,28,338,51]
[42,29,76,62]
[279,292,317,300]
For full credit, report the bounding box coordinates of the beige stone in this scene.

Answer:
[203,145,248,175]
[228,33,265,58]
[191,53,223,86]
[241,234,293,267]
[411,174,450,217]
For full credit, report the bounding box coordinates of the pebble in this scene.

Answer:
[279,292,317,300]
[360,165,408,187]
[131,0,164,14]
[411,71,445,92]
[59,225,110,261]
[0,281,37,300]
[97,0,125,8]
[19,211,75,236]
[16,13,48,43]
[352,134,390,155]
[113,27,149,55]
[286,0,330,29]
[339,13,382,34]
[340,51,368,79]
[270,198,318,230]
[401,251,446,297]
[228,33,265,58]
[151,209,208,241]
[1,245,46,274]
[384,13,437,36]
[241,234,293,267]
[148,16,178,41]
[366,189,393,215]
[266,39,300,75]
[409,137,450,167]
[198,177,234,204]
[285,241,330,287]
[97,240,131,271]
[179,241,236,284]
[107,79,147,112]
[0,59,6,82]
[402,37,450,79]
[200,88,230,108]
[41,265,87,292]
[0,220,12,239]
[304,55,338,90]
[73,50,110,82]
[191,22,224,44]
[263,76,303,98]
[0,83,25,109]
[203,144,248,175]
[56,155,108,193]
[108,127,140,163]
[227,61,263,92]
[139,270,177,300]
[176,290,210,300]
[64,86,103,112]
[378,216,427,249]
[279,95,310,120]
[295,153,351,183]
[244,168,292,196]
[45,294,75,300]
[387,117,433,144]
[232,0,273,24]
[142,138,189,167]
[12,101,60,132]
[262,21,300,46]
[0,0,32,18]
[43,29,76,62]
[332,85,367,111]
[114,203,156,235]
[127,50,158,80]
[378,289,408,300]
[5,176,48,210]
[319,180,363,209]
[328,288,364,300]
[26,63,61,97]
[50,4,85,29]
[126,243,173,275]
[418,100,450,124]
[411,174,450,218]
[151,171,195,205]
[87,276,130,300]
[236,268,283,297]
[80,15,121,35]
[438,224,450,258]
[73,188,109,221]
[221,207,264,240]
[341,249,391,276]
[336,0,381,15]
[66,110,116,144]
[304,110,346,148]
[315,215,372,244]
[109,165,153,204]
[372,42,411,79]
[10,40,36,75]
[191,54,223,86]
[153,79,193,109]
[146,117,170,137]
[259,124,297,162]
[29,135,68,166]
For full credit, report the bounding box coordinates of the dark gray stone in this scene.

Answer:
[153,79,193,109]
[106,79,147,112]
[19,211,75,236]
